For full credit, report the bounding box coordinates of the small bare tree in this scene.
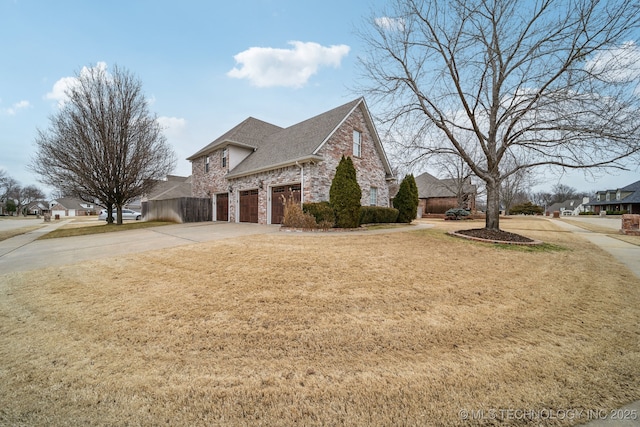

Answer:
[358,0,640,231]
[10,185,46,216]
[432,153,477,210]
[31,64,176,224]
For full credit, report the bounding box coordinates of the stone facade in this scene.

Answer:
[311,107,390,207]
[621,214,640,236]
[191,147,229,198]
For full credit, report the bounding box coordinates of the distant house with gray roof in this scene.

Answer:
[49,197,97,218]
[414,172,477,215]
[545,198,589,216]
[586,179,640,214]
[187,98,394,224]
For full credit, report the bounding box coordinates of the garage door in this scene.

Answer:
[216,193,228,221]
[271,184,301,224]
[239,189,259,223]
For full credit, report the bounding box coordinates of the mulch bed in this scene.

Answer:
[451,228,542,245]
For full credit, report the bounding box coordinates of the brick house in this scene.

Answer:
[49,197,97,217]
[187,98,394,224]
[414,172,477,215]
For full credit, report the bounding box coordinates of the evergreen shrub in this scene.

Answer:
[329,156,362,228]
[393,174,419,223]
[360,206,399,224]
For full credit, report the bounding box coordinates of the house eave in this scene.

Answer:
[186,140,257,161]
[226,155,324,179]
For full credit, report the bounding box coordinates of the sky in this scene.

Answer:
[1,0,639,199]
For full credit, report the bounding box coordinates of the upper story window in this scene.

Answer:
[616,190,621,200]
[606,193,610,201]
[370,187,377,206]
[205,155,210,173]
[353,130,362,157]
[222,148,228,168]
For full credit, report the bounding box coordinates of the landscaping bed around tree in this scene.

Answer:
[451,227,541,245]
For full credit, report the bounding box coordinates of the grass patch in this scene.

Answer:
[561,219,616,234]
[0,225,43,242]
[1,217,638,425]
[38,221,176,239]
[492,242,567,252]
[609,234,640,246]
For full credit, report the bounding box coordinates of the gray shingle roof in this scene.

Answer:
[186,118,284,161]
[187,98,392,179]
[415,172,476,198]
[587,179,640,205]
[227,98,362,177]
[147,175,192,200]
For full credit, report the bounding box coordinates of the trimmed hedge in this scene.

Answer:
[360,206,399,224]
[303,202,335,225]
[509,202,544,215]
[606,210,628,215]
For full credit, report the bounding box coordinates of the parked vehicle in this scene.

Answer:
[98,209,142,221]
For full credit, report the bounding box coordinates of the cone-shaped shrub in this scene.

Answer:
[329,155,362,228]
[394,174,419,223]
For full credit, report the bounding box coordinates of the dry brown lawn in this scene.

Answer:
[0,225,43,242]
[1,217,639,426]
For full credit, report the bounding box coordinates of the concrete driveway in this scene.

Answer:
[0,221,280,275]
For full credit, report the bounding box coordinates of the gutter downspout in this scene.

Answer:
[295,161,304,204]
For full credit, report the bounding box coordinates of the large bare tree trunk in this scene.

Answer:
[485,180,500,231]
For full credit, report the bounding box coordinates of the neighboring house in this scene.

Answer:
[414,172,477,215]
[27,201,50,216]
[587,179,640,214]
[545,198,589,216]
[49,198,97,217]
[142,175,193,202]
[187,98,394,224]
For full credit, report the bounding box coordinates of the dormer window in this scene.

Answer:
[222,148,228,168]
[606,193,610,201]
[353,130,362,157]
[616,190,621,200]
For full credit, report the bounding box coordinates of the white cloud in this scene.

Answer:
[1,100,30,115]
[157,116,187,139]
[45,62,109,107]
[585,41,640,83]
[227,41,350,88]
[375,16,405,32]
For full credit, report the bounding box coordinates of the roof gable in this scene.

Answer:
[187,118,283,161]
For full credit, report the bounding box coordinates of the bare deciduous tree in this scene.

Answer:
[358,0,640,231]
[8,185,46,216]
[30,64,176,224]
